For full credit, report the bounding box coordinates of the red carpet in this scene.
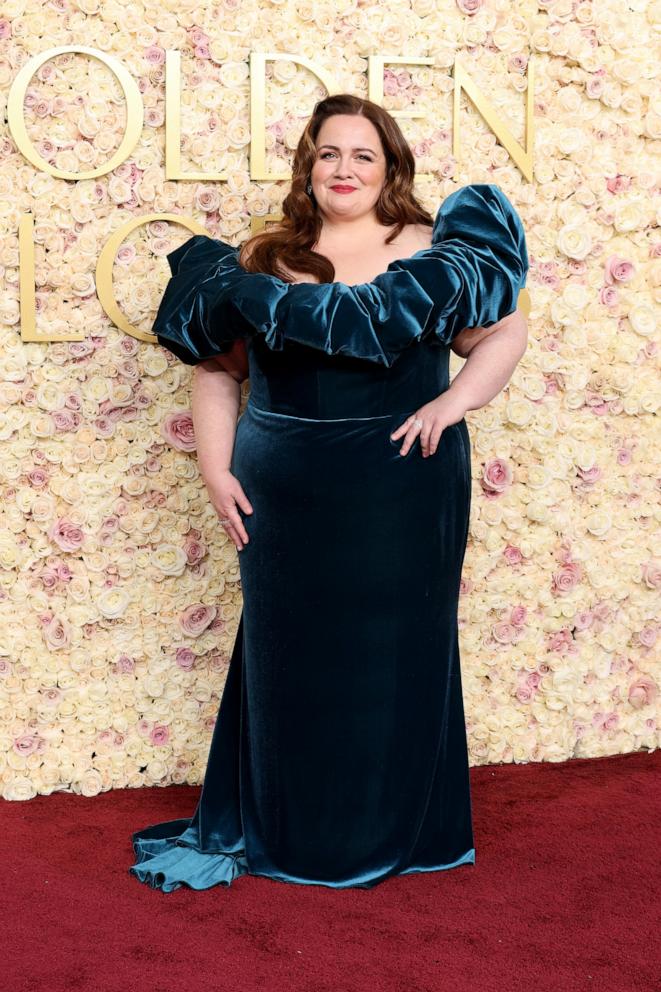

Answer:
[3,749,659,992]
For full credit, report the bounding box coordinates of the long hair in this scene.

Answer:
[238,93,434,284]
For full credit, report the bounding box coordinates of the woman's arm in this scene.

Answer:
[446,308,528,413]
[191,360,253,549]
[192,361,242,474]
[190,340,249,476]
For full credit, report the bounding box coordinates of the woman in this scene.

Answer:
[129,93,529,892]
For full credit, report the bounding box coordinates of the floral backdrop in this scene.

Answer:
[0,0,658,801]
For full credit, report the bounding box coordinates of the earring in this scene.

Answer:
[306,180,313,196]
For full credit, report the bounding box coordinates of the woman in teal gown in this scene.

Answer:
[128,181,528,892]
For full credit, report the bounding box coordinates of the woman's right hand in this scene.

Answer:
[204,469,254,551]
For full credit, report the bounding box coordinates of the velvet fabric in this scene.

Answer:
[128,183,529,891]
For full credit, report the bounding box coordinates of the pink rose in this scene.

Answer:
[515,684,535,703]
[43,615,71,649]
[599,285,619,306]
[13,734,46,756]
[587,78,603,98]
[190,28,210,46]
[180,604,217,636]
[547,629,577,654]
[638,625,658,649]
[176,647,196,671]
[641,560,661,589]
[383,70,398,96]
[606,175,631,194]
[52,410,77,432]
[456,0,483,13]
[184,536,206,565]
[162,409,197,452]
[144,45,165,66]
[209,612,226,632]
[604,255,635,285]
[115,654,135,674]
[49,517,84,552]
[511,605,528,626]
[492,622,516,644]
[67,340,95,359]
[593,712,619,731]
[508,54,528,73]
[552,562,583,595]
[150,724,170,746]
[482,458,512,494]
[628,677,658,709]
[577,465,602,484]
[94,415,115,438]
[503,545,524,565]
[40,566,59,590]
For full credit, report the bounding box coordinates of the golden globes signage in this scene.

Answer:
[8,46,534,347]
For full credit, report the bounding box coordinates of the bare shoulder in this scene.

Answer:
[392,220,433,253]
[411,220,434,249]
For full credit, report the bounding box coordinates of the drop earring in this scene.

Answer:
[306,180,313,196]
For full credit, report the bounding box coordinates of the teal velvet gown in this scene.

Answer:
[128,184,529,891]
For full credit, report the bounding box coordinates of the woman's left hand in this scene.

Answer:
[390,389,467,458]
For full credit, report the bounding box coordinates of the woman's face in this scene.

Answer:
[310,114,388,223]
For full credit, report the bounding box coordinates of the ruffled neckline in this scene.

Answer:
[153,183,529,367]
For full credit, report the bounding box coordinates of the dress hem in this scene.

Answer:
[128,829,476,893]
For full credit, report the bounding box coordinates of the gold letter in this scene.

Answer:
[367,55,436,182]
[97,215,209,344]
[166,50,228,181]
[8,46,143,179]
[250,52,340,180]
[453,57,534,181]
[18,214,86,343]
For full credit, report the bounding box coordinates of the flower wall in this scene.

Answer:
[0,0,659,800]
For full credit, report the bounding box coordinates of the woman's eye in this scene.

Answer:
[319,152,372,161]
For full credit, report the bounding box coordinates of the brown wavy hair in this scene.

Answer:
[238,93,435,284]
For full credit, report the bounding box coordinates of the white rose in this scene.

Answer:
[557,225,592,260]
[97,587,131,619]
[627,303,656,338]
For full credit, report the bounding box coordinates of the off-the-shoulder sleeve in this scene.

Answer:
[421,183,529,344]
[151,234,252,365]
[152,184,528,367]
[278,184,529,358]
